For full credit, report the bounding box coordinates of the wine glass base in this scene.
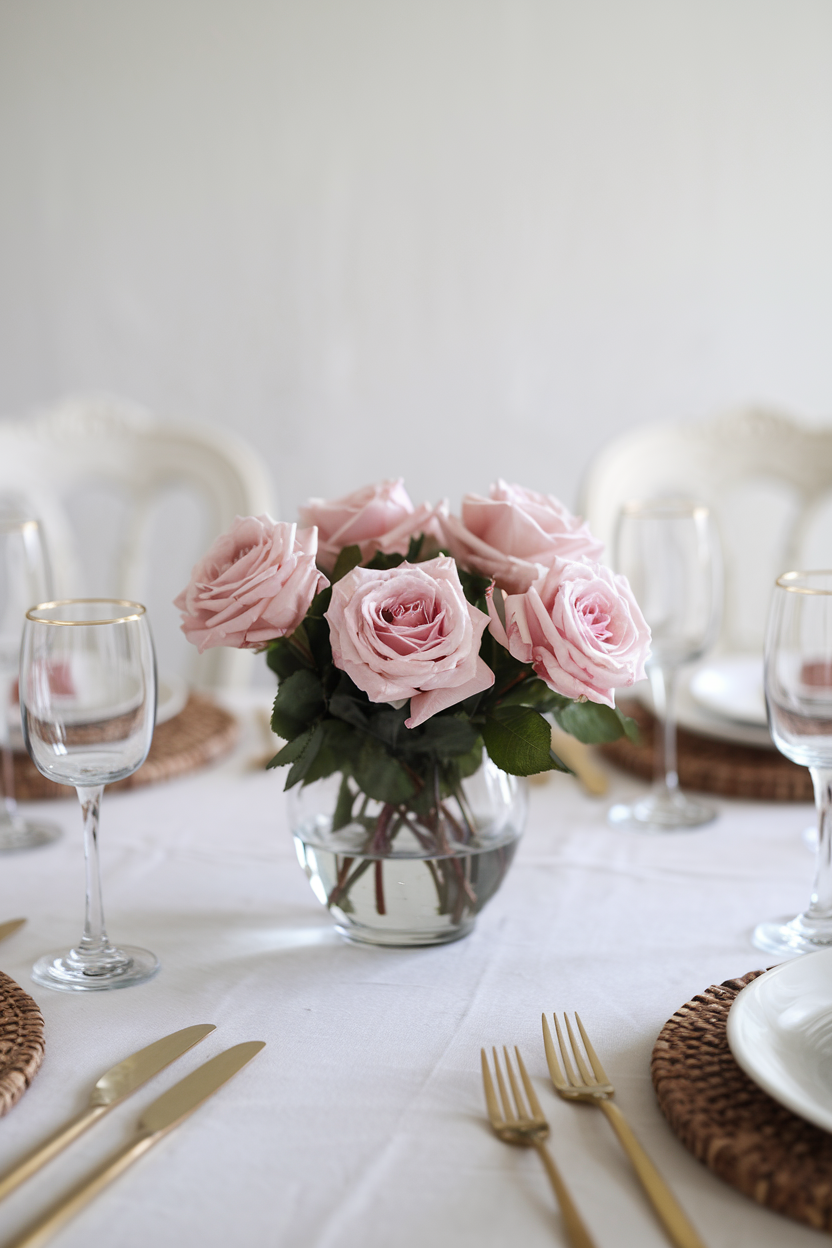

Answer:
[0,818,61,853]
[752,915,832,958]
[608,791,717,832]
[32,945,159,992]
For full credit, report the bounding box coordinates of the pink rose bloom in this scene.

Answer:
[488,558,650,707]
[325,556,494,728]
[440,479,605,595]
[298,478,442,574]
[174,515,328,652]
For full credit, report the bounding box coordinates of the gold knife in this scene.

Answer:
[5,1041,265,1248]
[0,919,26,944]
[0,1023,216,1203]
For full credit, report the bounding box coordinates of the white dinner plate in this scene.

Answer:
[689,655,767,726]
[156,675,188,725]
[726,948,832,1133]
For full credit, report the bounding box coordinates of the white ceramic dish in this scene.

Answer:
[726,948,832,1133]
[633,669,774,749]
[156,675,188,725]
[689,655,767,727]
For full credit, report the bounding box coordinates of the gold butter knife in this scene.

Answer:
[0,1023,216,1203]
[5,1041,265,1248]
[0,919,26,944]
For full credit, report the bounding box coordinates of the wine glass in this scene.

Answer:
[608,499,722,831]
[19,598,159,990]
[754,570,832,956]
[0,514,61,851]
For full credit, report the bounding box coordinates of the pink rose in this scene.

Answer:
[174,515,328,652]
[488,558,650,707]
[298,479,442,574]
[440,479,605,595]
[325,556,494,728]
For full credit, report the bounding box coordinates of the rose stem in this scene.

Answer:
[327,857,373,908]
[432,766,477,908]
[374,861,386,915]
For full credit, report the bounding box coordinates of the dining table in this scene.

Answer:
[0,693,824,1248]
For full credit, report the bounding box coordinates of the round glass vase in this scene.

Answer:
[288,752,528,947]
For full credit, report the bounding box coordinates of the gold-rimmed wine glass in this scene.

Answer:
[755,570,832,956]
[20,598,159,990]
[608,498,722,831]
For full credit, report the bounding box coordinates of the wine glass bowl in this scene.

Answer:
[608,498,722,831]
[20,599,159,990]
[754,570,832,956]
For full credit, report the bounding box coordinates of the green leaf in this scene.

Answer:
[353,738,417,804]
[265,727,314,770]
[331,544,362,582]
[301,720,360,785]
[285,723,325,789]
[405,533,425,562]
[554,699,629,744]
[332,773,357,831]
[481,705,557,776]
[303,616,332,673]
[402,715,480,759]
[271,669,325,740]
[265,634,313,680]
[457,567,491,611]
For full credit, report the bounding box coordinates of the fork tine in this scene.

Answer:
[514,1047,545,1122]
[503,1046,529,1120]
[565,1015,597,1087]
[541,1014,568,1090]
[480,1049,502,1128]
[574,1013,610,1086]
[553,1014,582,1088]
[492,1046,516,1122]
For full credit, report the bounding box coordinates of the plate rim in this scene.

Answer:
[726,948,832,1133]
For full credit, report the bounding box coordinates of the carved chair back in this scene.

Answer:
[0,396,276,689]
[578,409,832,653]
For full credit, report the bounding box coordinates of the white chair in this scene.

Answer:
[578,407,832,654]
[0,395,276,690]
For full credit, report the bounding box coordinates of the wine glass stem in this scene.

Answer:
[76,784,113,957]
[809,768,832,920]
[649,664,679,796]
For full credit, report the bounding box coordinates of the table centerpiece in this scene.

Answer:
[175,479,650,945]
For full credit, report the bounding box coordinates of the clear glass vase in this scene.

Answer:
[288,752,528,946]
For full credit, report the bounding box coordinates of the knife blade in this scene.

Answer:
[0,1023,216,1203]
[6,1041,265,1248]
[0,919,25,944]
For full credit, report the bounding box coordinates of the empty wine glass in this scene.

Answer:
[0,515,61,851]
[754,570,832,956]
[20,599,158,990]
[608,499,722,831]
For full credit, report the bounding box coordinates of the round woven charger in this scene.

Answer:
[652,970,832,1232]
[0,972,45,1117]
[601,700,813,802]
[12,692,239,801]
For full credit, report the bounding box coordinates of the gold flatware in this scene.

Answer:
[0,919,26,944]
[481,1045,598,1248]
[550,728,609,797]
[543,1013,707,1248]
[5,1041,265,1248]
[0,1023,216,1203]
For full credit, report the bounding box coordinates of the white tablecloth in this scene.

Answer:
[0,703,823,1247]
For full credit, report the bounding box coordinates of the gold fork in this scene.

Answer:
[480,1046,598,1248]
[542,1014,706,1248]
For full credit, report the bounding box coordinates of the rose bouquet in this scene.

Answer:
[175,479,650,943]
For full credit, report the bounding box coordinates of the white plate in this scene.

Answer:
[689,655,767,726]
[633,670,774,749]
[156,675,188,725]
[726,948,832,1133]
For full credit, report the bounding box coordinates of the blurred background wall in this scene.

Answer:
[1,0,831,524]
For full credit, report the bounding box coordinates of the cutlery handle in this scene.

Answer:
[0,1106,106,1203]
[532,1140,598,1248]
[4,1134,156,1248]
[599,1101,707,1248]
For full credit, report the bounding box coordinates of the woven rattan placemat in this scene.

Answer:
[601,700,813,802]
[12,692,239,801]
[652,971,832,1232]
[0,972,45,1117]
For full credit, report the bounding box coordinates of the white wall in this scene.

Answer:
[2,0,832,526]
